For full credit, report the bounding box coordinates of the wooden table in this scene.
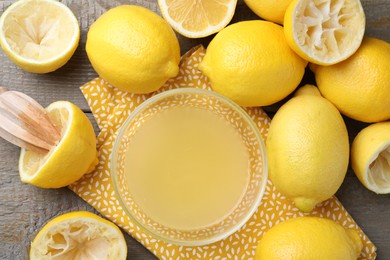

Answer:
[0,0,389,259]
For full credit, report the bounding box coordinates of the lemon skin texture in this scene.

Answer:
[244,0,292,24]
[314,37,390,123]
[266,94,349,212]
[255,217,363,260]
[199,20,307,107]
[86,5,180,94]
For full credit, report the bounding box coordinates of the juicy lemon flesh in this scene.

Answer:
[160,0,236,37]
[293,0,364,63]
[167,0,228,31]
[2,0,77,62]
[368,146,390,190]
[21,106,69,177]
[30,212,127,260]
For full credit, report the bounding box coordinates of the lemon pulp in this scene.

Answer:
[369,148,390,190]
[285,0,365,65]
[0,0,79,73]
[30,211,127,259]
[158,0,237,38]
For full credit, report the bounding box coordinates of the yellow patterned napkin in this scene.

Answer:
[70,46,376,259]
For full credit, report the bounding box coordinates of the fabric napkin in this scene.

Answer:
[69,46,377,259]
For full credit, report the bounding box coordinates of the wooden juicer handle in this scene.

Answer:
[0,87,61,153]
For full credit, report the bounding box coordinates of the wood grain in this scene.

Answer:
[0,0,389,259]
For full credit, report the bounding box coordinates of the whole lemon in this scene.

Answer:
[199,20,307,107]
[314,37,390,122]
[255,217,363,260]
[86,5,180,93]
[266,90,349,212]
[244,0,292,24]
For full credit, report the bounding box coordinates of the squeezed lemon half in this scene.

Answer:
[30,211,127,259]
[284,0,365,65]
[352,122,390,194]
[158,0,237,38]
[0,0,80,73]
[19,101,98,188]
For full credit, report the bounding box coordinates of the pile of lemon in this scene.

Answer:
[1,0,390,258]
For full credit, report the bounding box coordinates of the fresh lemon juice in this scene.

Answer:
[125,106,250,230]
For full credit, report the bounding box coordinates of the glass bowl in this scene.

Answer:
[111,88,268,246]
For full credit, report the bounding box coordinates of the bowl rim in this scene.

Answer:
[110,88,268,246]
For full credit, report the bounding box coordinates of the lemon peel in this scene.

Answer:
[266,93,349,212]
[30,211,127,260]
[0,0,80,73]
[244,0,292,24]
[86,5,180,93]
[315,37,390,123]
[19,101,98,188]
[351,122,390,194]
[199,20,307,107]
[294,84,321,97]
[255,217,362,259]
[284,0,365,65]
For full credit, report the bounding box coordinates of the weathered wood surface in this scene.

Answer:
[0,0,389,259]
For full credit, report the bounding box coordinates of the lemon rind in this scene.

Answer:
[18,101,74,183]
[0,0,80,65]
[290,0,365,65]
[157,0,237,38]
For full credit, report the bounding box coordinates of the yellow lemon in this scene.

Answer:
[266,90,349,212]
[314,37,390,123]
[351,122,390,194]
[0,0,80,73]
[86,5,180,94]
[19,101,98,188]
[293,84,321,97]
[244,0,292,24]
[255,217,363,260]
[199,21,307,107]
[158,0,237,38]
[30,211,127,259]
[284,0,365,65]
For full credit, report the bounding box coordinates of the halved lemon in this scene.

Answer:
[30,211,127,259]
[351,122,390,194]
[158,0,237,38]
[284,0,365,65]
[19,101,98,188]
[0,0,80,73]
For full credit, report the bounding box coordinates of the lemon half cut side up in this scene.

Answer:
[158,0,238,38]
[19,101,98,188]
[30,211,127,260]
[284,0,365,65]
[352,122,390,194]
[0,0,80,73]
